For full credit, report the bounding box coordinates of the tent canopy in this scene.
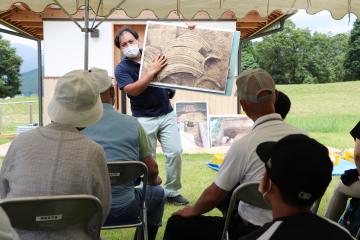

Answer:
[1,0,359,20]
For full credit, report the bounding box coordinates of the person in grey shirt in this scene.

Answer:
[0,69,111,240]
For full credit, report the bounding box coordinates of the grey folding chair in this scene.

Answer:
[221,181,271,240]
[310,197,322,214]
[356,227,360,240]
[102,160,148,240]
[0,194,102,240]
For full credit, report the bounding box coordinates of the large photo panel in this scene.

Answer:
[140,22,235,94]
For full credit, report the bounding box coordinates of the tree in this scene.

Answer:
[344,20,360,81]
[0,34,22,98]
[254,21,313,84]
[254,20,349,84]
[241,41,259,71]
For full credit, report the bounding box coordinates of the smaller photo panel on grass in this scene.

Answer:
[210,115,253,147]
[175,101,209,149]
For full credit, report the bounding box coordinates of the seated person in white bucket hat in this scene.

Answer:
[82,68,165,240]
[0,69,111,240]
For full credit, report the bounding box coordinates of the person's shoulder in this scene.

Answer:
[80,135,104,151]
[238,221,275,240]
[226,135,251,158]
[115,59,131,70]
[279,214,355,239]
[316,215,356,239]
[284,122,308,135]
[12,127,41,143]
[115,111,138,123]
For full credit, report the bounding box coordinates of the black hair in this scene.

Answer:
[274,91,291,119]
[114,26,139,49]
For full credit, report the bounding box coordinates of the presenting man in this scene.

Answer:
[114,27,188,205]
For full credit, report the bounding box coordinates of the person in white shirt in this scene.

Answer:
[163,69,306,240]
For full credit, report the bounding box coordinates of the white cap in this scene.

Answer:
[48,69,103,128]
[236,68,275,103]
[89,67,113,93]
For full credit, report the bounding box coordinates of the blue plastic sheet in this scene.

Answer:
[208,159,356,176]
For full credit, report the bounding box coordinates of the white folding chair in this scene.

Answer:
[221,181,271,240]
[0,194,102,240]
[102,160,148,240]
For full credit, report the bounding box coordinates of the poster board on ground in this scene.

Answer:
[140,21,238,94]
[209,115,253,147]
[175,101,209,148]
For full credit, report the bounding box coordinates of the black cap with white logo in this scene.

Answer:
[256,134,333,205]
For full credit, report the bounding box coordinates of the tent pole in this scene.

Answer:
[37,40,43,126]
[84,0,90,70]
[0,27,43,126]
[92,0,127,30]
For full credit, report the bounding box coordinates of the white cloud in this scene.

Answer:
[290,9,357,35]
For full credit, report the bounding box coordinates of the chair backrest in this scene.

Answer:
[0,194,102,240]
[103,160,149,240]
[107,160,148,186]
[310,197,322,214]
[221,181,271,240]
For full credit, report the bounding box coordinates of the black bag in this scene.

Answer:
[339,197,360,236]
[341,169,359,186]
[350,121,360,140]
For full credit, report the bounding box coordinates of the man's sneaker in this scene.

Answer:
[167,194,189,205]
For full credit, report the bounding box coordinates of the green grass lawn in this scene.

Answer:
[0,138,12,145]
[0,96,39,134]
[278,81,360,149]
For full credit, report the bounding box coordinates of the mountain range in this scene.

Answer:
[11,43,41,96]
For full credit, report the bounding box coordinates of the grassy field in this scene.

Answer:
[0,81,359,239]
[0,96,39,135]
[278,81,360,149]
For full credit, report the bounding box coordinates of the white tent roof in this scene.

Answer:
[1,0,359,20]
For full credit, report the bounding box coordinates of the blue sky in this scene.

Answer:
[0,9,358,48]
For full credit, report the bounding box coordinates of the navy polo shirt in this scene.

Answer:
[115,56,173,117]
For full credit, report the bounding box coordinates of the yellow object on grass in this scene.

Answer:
[327,147,354,166]
[213,154,225,165]
[343,149,354,162]
[328,147,342,166]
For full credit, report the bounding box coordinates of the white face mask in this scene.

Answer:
[122,44,140,59]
